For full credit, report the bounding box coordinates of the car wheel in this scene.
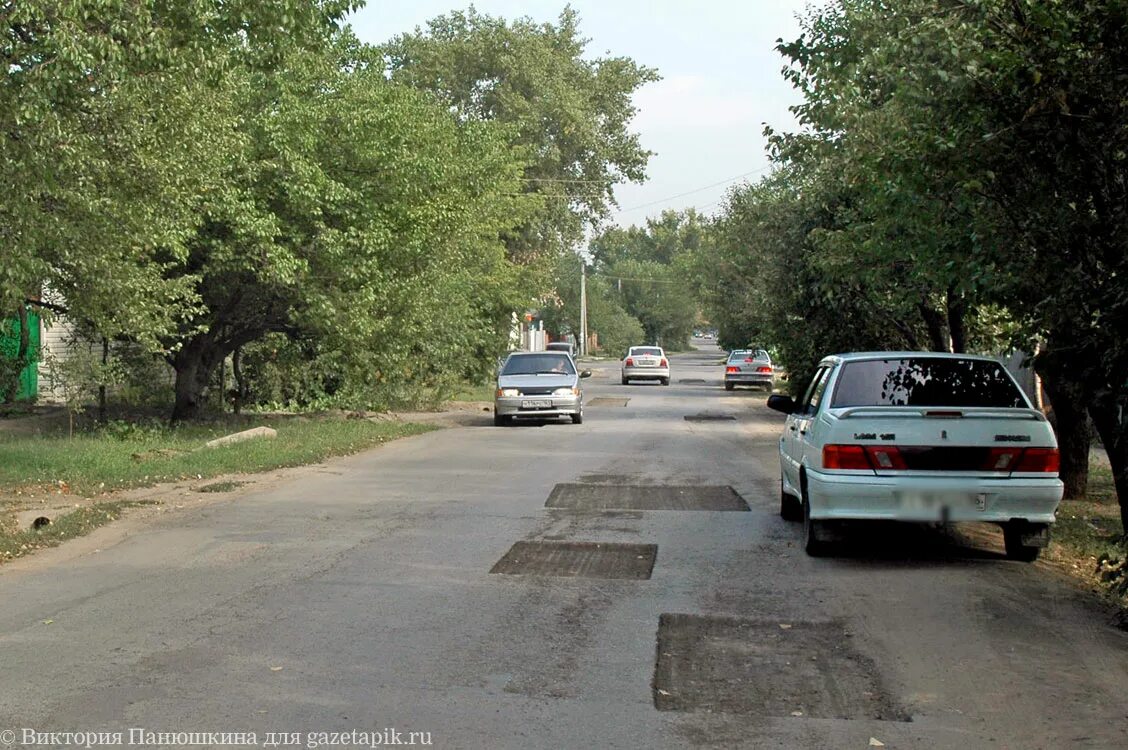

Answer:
[621,376,629,385]
[661,377,670,386]
[780,479,802,522]
[1003,522,1044,562]
[802,487,827,557]
[724,382,734,391]
[493,412,510,427]
[571,411,583,425]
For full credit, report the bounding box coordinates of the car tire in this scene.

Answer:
[621,376,629,385]
[493,412,510,427]
[571,411,583,425]
[802,491,827,557]
[661,377,670,386]
[724,382,734,391]
[780,480,802,522]
[1003,522,1043,562]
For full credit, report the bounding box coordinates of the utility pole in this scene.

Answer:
[579,260,588,357]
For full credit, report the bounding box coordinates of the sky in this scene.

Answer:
[346,0,819,229]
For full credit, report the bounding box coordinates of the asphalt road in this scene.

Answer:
[2,344,1127,749]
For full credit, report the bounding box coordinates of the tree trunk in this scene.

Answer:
[946,286,967,353]
[918,300,950,352]
[1088,395,1128,533]
[1036,347,1091,499]
[232,346,246,416]
[98,338,108,423]
[170,340,225,423]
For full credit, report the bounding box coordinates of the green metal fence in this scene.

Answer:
[0,310,41,401]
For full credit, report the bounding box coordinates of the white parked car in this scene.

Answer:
[768,352,1063,560]
[621,346,670,385]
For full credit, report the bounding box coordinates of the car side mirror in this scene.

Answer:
[767,394,798,414]
[580,370,592,379]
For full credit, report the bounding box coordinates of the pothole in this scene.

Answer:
[653,613,910,720]
[546,484,749,511]
[489,541,657,579]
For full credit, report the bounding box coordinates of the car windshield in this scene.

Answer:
[631,348,662,357]
[501,354,576,376]
[831,358,1027,408]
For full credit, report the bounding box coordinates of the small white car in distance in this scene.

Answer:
[621,346,670,385]
[768,352,1063,561]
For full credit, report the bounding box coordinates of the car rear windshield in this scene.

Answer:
[729,350,768,362]
[831,358,1027,408]
[632,348,662,357]
[501,354,576,376]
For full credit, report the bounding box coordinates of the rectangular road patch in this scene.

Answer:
[684,413,736,422]
[489,541,657,579]
[589,397,629,407]
[653,614,908,720]
[547,484,749,512]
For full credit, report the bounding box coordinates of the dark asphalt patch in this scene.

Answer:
[684,413,737,422]
[489,541,657,579]
[589,397,629,407]
[678,378,707,384]
[653,614,909,720]
[546,484,749,512]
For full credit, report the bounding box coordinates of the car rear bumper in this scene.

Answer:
[804,469,1063,524]
[622,366,669,380]
[495,395,581,418]
[725,373,773,385]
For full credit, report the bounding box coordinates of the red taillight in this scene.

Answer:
[864,445,907,470]
[660,358,668,367]
[625,358,634,366]
[823,444,872,470]
[726,366,739,374]
[756,366,772,373]
[981,448,1021,471]
[1013,447,1060,473]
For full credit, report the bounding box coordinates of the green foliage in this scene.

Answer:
[538,254,645,359]
[706,0,1128,514]
[589,211,704,350]
[381,7,658,263]
[2,1,355,341]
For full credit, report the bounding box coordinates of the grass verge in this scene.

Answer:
[0,501,153,563]
[1045,460,1128,625]
[0,418,436,564]
[0,418,435,497]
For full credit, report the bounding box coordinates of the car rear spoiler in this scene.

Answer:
[832,407,1047,421]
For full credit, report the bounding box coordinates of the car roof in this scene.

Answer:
[820,351,1004,365]
[507,350,568,358]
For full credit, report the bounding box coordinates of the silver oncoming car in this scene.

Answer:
[494,351,592,426]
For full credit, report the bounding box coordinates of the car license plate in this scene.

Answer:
[896,492,985,512]
[522,399,551,408]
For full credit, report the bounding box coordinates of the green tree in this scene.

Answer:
[160,38,534,421]
[2,1,356,343]
[770,0,1128,518]
[381,7,658,266]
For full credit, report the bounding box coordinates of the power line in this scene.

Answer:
[617,165,774,213]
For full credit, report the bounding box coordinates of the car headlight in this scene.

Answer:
[497,388,519,397]
[552,387,579,396]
